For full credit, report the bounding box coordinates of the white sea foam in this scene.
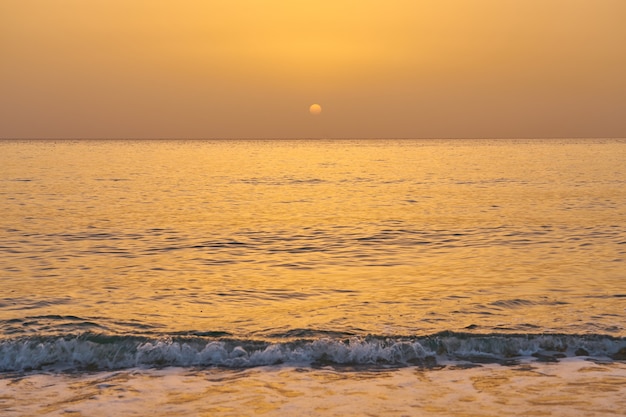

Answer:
[1,333,624,372]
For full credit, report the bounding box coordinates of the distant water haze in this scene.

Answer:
[2,1,626,139]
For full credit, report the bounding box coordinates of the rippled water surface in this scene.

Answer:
[1,139,625,416]
[2,139,624,338]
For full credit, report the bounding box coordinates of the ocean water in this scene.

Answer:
[1,138,625,416]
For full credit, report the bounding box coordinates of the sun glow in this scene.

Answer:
[2,0,625,138]
[309,104,322,115]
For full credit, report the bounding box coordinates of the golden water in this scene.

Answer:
[1,139,624,338]
[1,139,625,416]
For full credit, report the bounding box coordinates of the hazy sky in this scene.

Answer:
[2,0,625,138]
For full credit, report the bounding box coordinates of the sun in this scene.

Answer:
[309,104,322,115]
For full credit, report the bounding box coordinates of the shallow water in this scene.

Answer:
[3,360,626,417]
[1,139,625,415]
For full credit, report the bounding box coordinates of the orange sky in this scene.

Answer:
[1,0,625,138]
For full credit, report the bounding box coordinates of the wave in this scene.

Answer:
[1,332,625,373]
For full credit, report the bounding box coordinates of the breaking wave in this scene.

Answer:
[1,332,625,372]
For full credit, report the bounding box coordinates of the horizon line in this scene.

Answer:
[2,136,626,141]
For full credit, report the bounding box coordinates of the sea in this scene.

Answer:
[1,138,625,416]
